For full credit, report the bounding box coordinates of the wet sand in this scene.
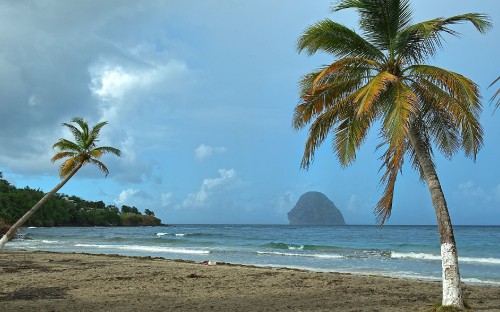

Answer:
[1,251,499,311]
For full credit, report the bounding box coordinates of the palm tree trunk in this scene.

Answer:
[0,163,83,251]
[408,127,463,308]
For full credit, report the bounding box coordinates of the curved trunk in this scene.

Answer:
[408,128,463,308]
[0,163,83,251]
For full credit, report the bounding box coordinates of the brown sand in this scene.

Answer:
[0,251,499,312]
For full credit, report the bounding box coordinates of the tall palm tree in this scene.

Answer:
[0,117,121,250]
[293,0,490,308]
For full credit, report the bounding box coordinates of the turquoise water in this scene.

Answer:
[7,225,500,285]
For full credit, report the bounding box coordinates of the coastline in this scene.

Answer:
[1,251,499,311]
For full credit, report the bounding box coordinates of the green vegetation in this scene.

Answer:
[293,0,490,309]
[0,173,162,230]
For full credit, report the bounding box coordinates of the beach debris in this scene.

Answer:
[201,260,217,266]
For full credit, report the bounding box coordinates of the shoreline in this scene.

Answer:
[6,246,500,287]
[1,251,499,311]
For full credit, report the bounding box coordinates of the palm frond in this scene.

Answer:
[489,76,500,111]
[300,102,347,169]
[62,122,85,146]
[59,158,80,177]
[89,149,104,159]
[375,138,406,224]
[88,158,110,176]
[89,121,108,142]
[297,19,384,60]
[410,79,461,158]
[408,65,481,107]
[52,139,82,152]
[381,81,418,147]
[407,65,483,159]
[293,60,372,129]
[312,57,378,90]
[443,13,492,34]
[354,71,398,116]
[299,90,365,169]
[396,13,491,63]
[71,117,89,135]
[335,0,413,51]
[93,146,122,157]
[51,151,77,163]
[333,103,374,167]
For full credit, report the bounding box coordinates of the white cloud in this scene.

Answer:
[28,95,39,107]
[275,191,294,215]
[457,180,488,199]
[115,188,139,205]
[493,184,500,202]
[90,65,135,100]
[453,180,500,205]
[89,59,192,101]
[161,192,173,207]
[119,135,137,164]
[346,195,361,212]
[194,144,227,161]
[179,168,237,209]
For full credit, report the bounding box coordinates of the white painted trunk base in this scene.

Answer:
[441,242,464,308]
[0,234,9,250]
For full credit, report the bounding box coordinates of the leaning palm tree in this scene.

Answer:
[293,0,490,309]
[0,117,121,250]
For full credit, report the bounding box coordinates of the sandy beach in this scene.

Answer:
[1,251,499,312]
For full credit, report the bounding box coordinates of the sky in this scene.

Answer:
[0,0,499,225]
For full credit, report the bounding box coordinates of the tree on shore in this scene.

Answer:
[0,117,121,251]
[293,0,490,309]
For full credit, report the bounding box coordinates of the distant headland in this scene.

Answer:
[0,174,163,235]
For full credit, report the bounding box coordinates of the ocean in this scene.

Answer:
[5,225,500,286]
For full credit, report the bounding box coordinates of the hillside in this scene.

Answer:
[0,173,162,234]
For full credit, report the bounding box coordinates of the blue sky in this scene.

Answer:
[0,0,498,225]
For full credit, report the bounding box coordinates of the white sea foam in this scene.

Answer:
[74,244,209,255]
[391,252,500,265]
[288,245,304,250]
[257,251,343,259]
[313,254,344,259]
[459,256,500,265]
[461,277,500,286]
[156,233,187,237]
[374,272,500,286]
[391,252,441,261]
[41,240,62,244]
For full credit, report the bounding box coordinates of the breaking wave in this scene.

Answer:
[261,242,341,252]
[75,244,209,255]
[256,251,343,259]
[391,252,500,264]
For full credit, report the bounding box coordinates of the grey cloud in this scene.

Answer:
[0,0,197,182]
